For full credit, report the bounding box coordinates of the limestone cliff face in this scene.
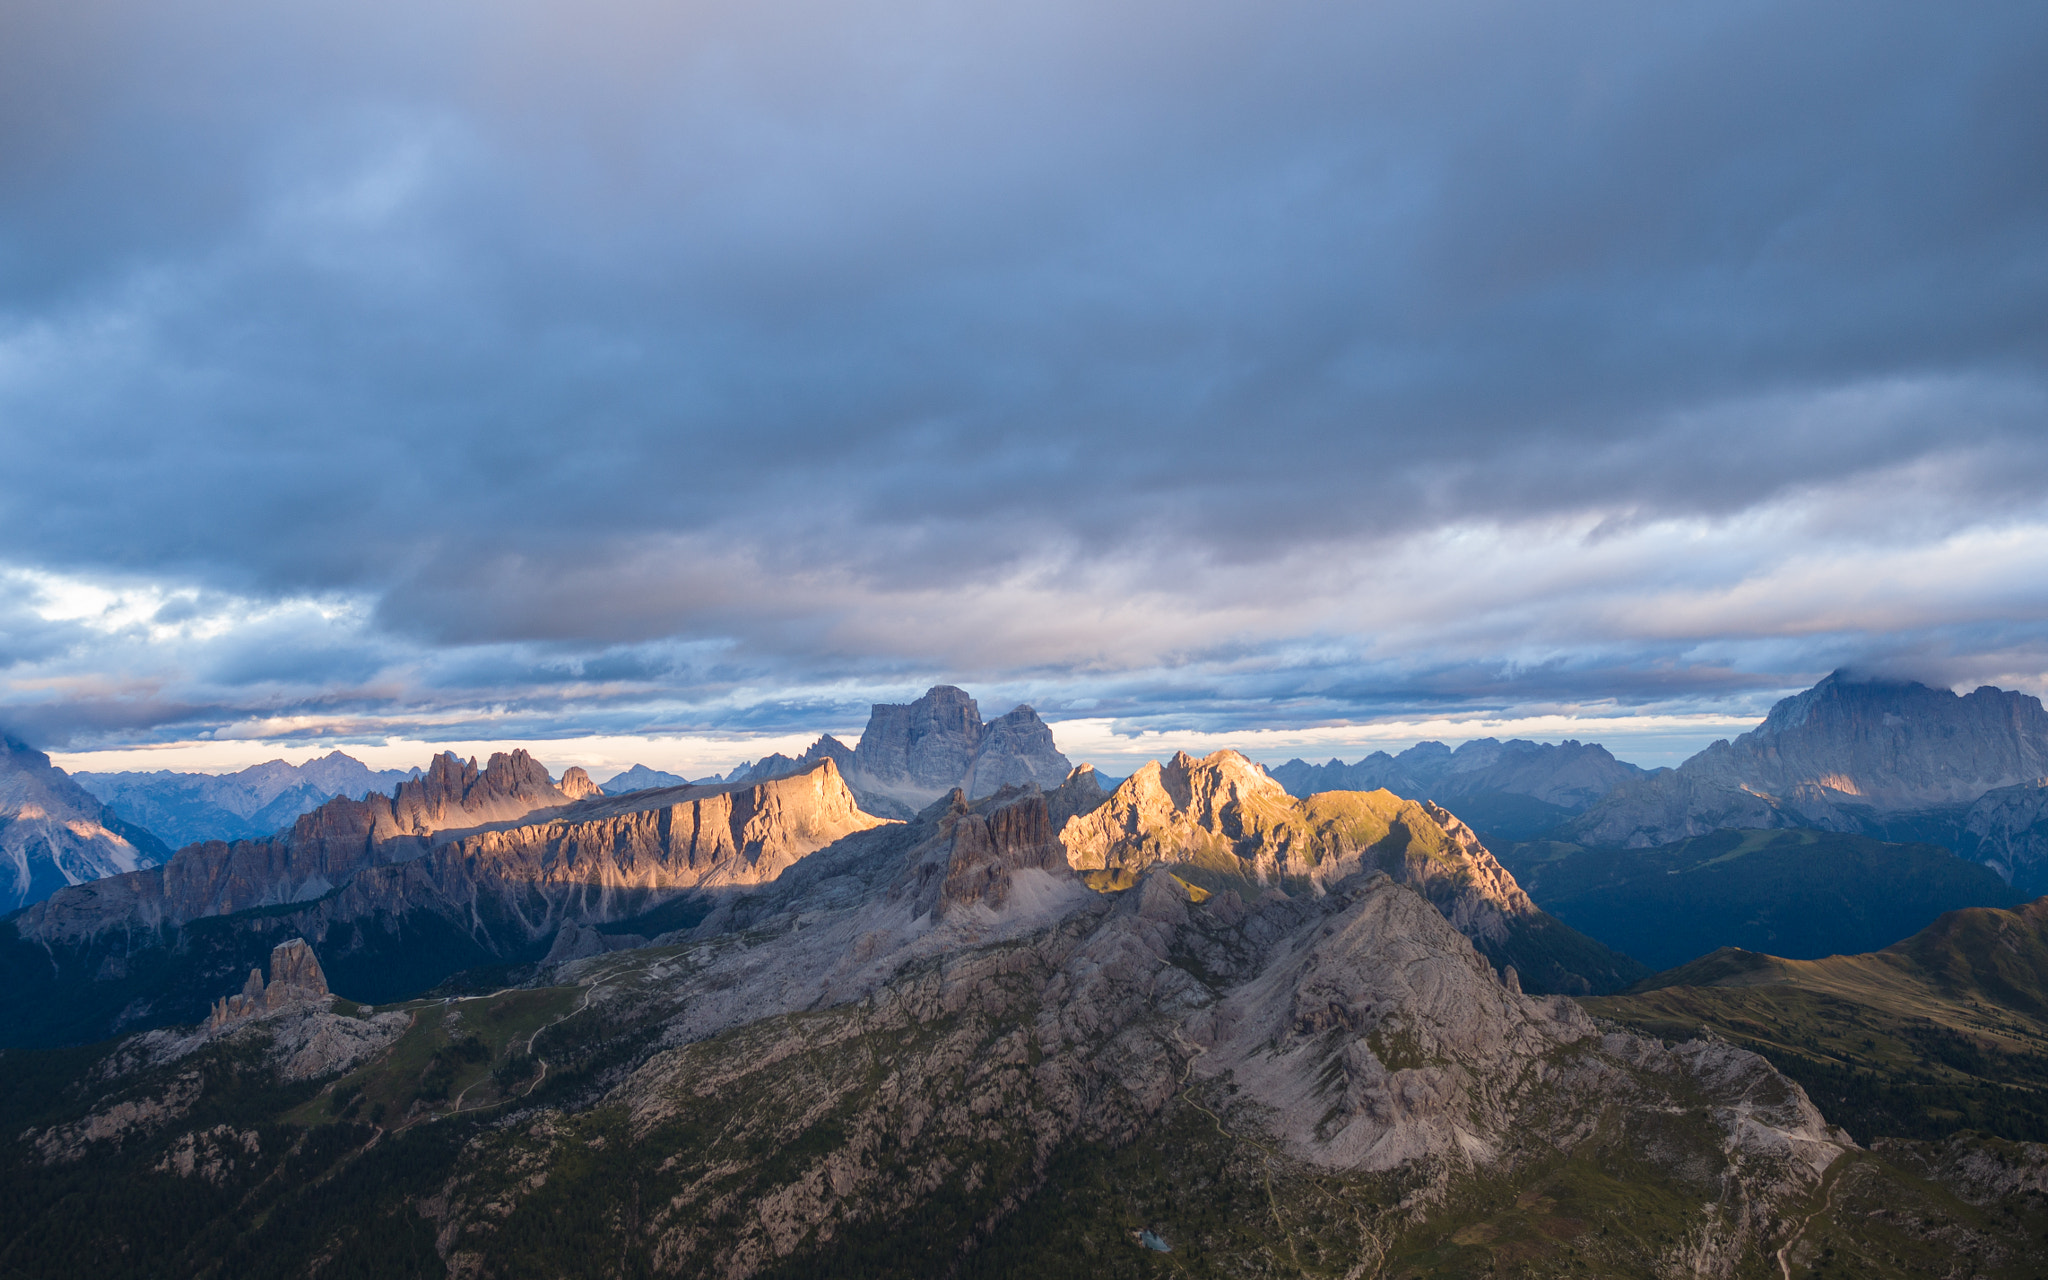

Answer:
[14,749,709,943]
[246,759,887,963]
[0,734,168,913]
[843,686,1072,811]
[1058,749,1538,945]
[885,785,1077,919]
[1571,672,2048,849]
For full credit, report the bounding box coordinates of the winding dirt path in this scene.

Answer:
[1775,1160,1843,1280]
[439,981,604,1119]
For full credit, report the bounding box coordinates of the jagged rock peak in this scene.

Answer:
[849,686,986,795]
[206,938,330,1030]
[1060,748,1537,945]
[844,686,1072,807]
[889,784,1079,919]
[723,735,855,788]
[1046,763,1112,828]
[389,748,587,833]
[601,764,696,795]
[557,766,602,800]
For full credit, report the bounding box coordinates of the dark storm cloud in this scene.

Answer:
[2,0,2046,751]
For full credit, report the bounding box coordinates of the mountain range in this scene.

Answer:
[1271,673,2048,899]
[0,744,1636,1048]
[1268,737,1656,842]
[71,751,422,849]
[1500,828,2026,971]
[7,683,2048,1275]
[4,753,2042,1275]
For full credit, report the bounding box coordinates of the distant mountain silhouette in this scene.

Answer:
[73,751,420,848]
[1568,671,2048,891]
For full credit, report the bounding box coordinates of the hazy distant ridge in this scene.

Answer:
[73,752,421,848]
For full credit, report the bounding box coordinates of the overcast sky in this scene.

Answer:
[4,0,2046,777]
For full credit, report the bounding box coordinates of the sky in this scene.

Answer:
[3,0,2046,780]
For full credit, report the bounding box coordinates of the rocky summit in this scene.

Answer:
[0,733,171,913]
[1568,672,2048,889]
[1060,749,1641,994]
[206,937,331,1029]
[841,685,1073,814]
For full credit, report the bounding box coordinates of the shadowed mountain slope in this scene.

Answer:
[1570,674,2048,891]
[1590,896,2048,1145]
[1500,828,2026,972]
[0,733,170,913]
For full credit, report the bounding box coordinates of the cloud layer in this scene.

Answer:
[3,0,2046,769]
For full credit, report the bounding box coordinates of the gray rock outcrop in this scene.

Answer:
[206,938,331,1029]
[841,686,1072,813]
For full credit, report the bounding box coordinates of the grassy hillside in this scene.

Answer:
[1589,898,2048,1144]
[1500,828,2025,972]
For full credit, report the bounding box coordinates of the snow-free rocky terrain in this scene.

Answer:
[4,768,2047,1277]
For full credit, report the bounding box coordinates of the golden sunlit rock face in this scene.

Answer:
[1059,748,1537,944]
[14,758,885,947]
[15,748,601,938]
